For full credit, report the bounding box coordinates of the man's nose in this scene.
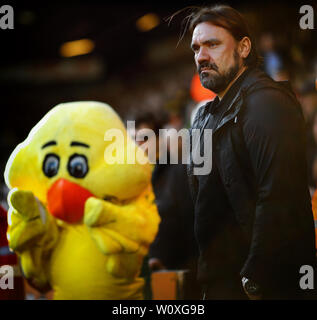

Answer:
[196,47,210,65]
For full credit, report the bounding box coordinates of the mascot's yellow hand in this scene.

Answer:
[84,197,145,279]
[84,186,160,279]
[7,188,49,252]
[84,197,140,255]
[7,188,58,289]
[84,185,159,256]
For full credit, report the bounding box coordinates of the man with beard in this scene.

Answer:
[187,5,316,299]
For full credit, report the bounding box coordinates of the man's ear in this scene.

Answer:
[238,36,251,59]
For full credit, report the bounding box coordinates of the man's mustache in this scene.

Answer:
[198,62,218,74]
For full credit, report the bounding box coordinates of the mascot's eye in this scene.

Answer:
[67,154,89,178]
[43,154,60,178]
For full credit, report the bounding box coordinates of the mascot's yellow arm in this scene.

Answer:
[84,184,160,279]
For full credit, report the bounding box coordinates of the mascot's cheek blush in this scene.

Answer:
[47,178,95,223]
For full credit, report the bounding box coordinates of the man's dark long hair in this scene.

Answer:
[170,4,262,68]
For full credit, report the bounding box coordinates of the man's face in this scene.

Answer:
[191,22,243,94]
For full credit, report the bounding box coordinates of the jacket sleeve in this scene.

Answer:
[239,87,313,287]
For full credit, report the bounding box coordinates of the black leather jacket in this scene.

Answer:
[188,68,316,297]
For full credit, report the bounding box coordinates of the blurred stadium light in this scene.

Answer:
[136,13,160,32]
[60,39,95,58]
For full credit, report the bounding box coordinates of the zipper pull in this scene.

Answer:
[234,116,238,123]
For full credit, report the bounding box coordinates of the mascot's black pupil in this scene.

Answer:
[68,155,88,178]
[43,154,59,178]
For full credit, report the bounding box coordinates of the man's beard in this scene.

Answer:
[198,50,240,94]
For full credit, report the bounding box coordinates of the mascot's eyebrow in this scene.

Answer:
[70,141,90,148]
[42,141,57,149]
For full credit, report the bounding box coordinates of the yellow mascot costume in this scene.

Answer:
[4,101,160,300]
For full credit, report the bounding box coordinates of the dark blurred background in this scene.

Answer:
[0,0,316,194]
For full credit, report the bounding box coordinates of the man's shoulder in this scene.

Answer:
[241,68,300,114]
[241,68,281,95]
[239,70,303,130]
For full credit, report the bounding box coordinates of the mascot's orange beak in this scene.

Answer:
[47,178,95,223]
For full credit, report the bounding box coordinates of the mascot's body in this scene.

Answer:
[4,101,160,300]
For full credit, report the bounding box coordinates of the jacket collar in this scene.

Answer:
[213,67,252,113]
[212,67,258,133]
